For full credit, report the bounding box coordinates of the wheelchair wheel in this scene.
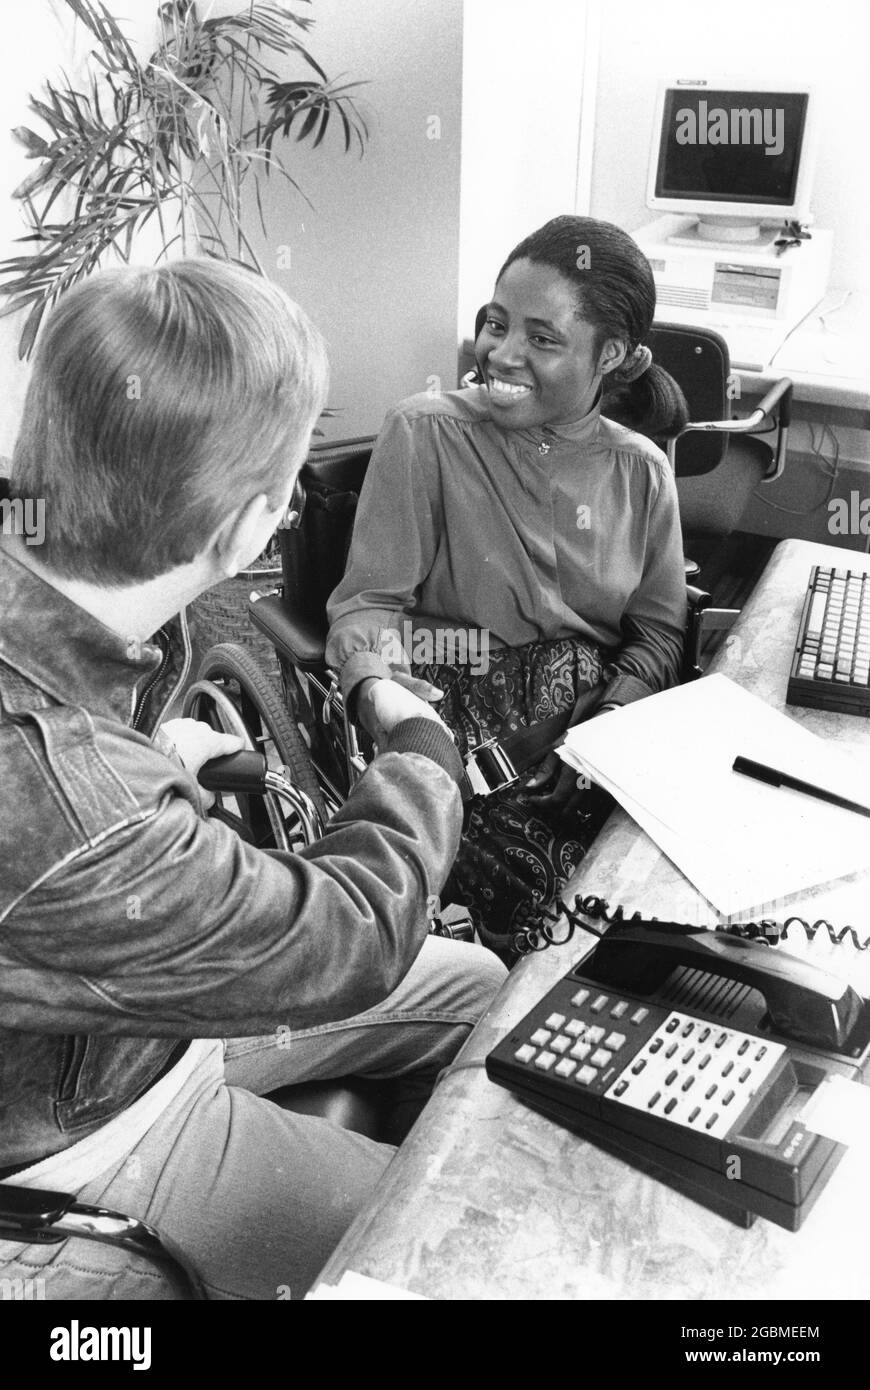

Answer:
[194,642,329,830]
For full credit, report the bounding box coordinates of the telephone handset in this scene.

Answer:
[486,916,870,1230]
[590,922,864,1050]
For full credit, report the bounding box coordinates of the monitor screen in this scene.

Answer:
[654,88,809,207]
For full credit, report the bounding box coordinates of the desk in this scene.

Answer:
[747,289,870,417]
[316,539,870,1301]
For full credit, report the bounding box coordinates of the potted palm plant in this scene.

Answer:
[1,0,367,668]
[1,0,367,354]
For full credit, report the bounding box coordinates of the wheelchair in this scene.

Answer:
[192,434,730,838]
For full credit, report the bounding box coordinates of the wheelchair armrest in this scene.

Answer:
[247,593,327,669]
[0,1183,205,1298]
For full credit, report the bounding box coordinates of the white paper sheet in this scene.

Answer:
[558,674,870,915]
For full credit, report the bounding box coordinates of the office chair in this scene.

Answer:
[645,323,793,582]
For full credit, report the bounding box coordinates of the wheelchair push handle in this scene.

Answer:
[197,750,269,794]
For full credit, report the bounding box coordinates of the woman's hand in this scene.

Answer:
[523,751,591,815]
[356,677,446,746]
[390,671,444,703]
[158,717,246,810]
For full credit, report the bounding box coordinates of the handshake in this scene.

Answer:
[354,672,446,746]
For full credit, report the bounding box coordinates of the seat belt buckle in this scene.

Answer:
[463,737,519,796]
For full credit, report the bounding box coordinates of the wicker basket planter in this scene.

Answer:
[187,557,283,684]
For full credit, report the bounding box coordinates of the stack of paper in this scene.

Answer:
[558,674,870,916]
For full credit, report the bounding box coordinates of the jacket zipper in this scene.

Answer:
[131,608,193,733]
[132,630,171,732]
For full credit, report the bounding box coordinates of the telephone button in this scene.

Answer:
[613,1079,629,1097]
[545,1012,566,1031]
[530,1028,552,1047]
[570,988,590,1008]
[715,1032,729,1049]
[514,1044,536,1064]
[722,1060,734,1077]
[682,1048,695,1064]
[610,1001,629,1019]
[705,1085,718,1100]
[554,1058,576,1079]
[585,1026,606,1045]
[570,1041,592,1062]
[590,1048,612,1068]
[550,1034,572,1055]
[604,1032,626,1051]
[649,1039,663,1054]
[534,1051,557,1071]
[698,1053,711,1070]
[575,1065,597,1086]
[647,1090,662,1109]
[681,1075,695,1093]
[722,1089,735,1106]
[739,1068,751,1083]
[565,1019,586,1038]
[665,1043,678,1058]
[681,1022,694,1037]
[665,1069,678,1086]
[630,1007,649,1025]
[590,994,609,1014]
[755,1046,768,1061]
[631,1058,647,1075]
[665,1018,680,1033]
[705,1112,720,1130]
[664,1098,677,1115]
[698,1028,711,1043]
[738,1040,750,1056]
[688,1106,701,1123]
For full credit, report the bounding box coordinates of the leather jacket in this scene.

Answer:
[0,547,462,1169]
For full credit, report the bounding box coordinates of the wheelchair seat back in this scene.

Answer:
[279,444,372,635]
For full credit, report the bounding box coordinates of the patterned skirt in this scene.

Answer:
[412,635,614,960]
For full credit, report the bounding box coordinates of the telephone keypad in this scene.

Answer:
[507,990,786,1142]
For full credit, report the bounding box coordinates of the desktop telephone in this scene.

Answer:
[486,915,870,1230]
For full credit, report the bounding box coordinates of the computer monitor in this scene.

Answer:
[646,79,817,244]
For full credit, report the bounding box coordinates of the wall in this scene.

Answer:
[0,0,463,451]
[457,0,598,340]
[0,0,161,457]
[590,0,870,292]
[240,0,463,441]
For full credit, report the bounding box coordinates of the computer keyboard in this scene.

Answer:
[787,565,870,716]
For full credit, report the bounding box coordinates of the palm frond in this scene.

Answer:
[2,0,369,356]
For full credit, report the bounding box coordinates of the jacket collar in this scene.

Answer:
[0,546,190,733]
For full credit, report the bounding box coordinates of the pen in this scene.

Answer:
[732,755,870,819]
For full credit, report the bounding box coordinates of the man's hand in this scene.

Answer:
[356,677,446,747]
[159,717,246,809]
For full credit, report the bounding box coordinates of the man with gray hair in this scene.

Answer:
[0,258,505,1300]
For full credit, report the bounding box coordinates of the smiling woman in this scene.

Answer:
[326,216,690,957]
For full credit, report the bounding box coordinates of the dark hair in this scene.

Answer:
[497,215,688,438]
